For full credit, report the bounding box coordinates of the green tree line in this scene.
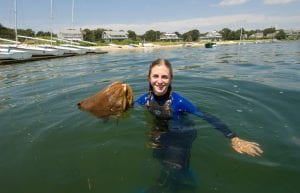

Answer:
[220,27,287,40]
[0,23,291,43]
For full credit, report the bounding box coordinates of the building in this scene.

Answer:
[159,33,181,41]
[199,31,222,41]
[58,28,83,41]
[249,32,264,39]
[102,31,128,42]
[285,29,300,39]
[266,32,278,39]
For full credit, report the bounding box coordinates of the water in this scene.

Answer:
[0,41,299,193]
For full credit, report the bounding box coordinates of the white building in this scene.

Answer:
[285,29,300,39]
[199,31,222,41]
[249,32,264,39]
[159,33,181,41]
[102,31,128,42]
[58,28,83,41]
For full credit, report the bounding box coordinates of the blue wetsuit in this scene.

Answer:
[135,91,236,193]
[135,91,236,139]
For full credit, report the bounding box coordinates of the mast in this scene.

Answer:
[50,0,53,45]
[71,0,75,43]
[14,0,18,45]
[239,27,242,45]
[72,0,75,26]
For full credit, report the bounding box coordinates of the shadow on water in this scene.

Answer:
[140,115,198,193]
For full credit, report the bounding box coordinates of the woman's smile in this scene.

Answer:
[149,65,171,96]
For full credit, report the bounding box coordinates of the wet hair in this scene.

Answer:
[146,58,173,107]
[147,58,173,80]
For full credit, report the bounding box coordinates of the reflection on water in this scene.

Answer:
[0,41,300,193]
[144,117,197,193]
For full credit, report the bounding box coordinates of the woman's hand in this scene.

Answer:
[231,137,263,157]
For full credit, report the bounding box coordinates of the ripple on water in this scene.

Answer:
[0,41,300,193]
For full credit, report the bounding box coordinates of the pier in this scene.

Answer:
[0,51,108,65]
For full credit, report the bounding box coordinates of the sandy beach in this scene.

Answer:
[94,40,272,53]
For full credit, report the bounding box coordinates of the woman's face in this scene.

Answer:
[149,64,172,96]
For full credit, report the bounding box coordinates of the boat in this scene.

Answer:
[60,44,97,54]
[2,0,64,57]
[13,44,65,56]
[205,42,216,48]
[0,47,32,60]
[38,44,87,55]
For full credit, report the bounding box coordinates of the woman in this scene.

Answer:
[135,58,263,157]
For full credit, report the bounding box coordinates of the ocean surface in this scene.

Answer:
[0,41,299,193]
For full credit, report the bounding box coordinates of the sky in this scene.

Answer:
[0,0,300,35]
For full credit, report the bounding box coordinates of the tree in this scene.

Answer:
[263,27,276,36]
[220,28,231,40]
[95,28,105,41]
[220,28,241,40]
[82,28,95,42]
[174,31,182,38]
[275,29,287,40]
[182,29,199,41]
[0,23,15,39]
[144,30,160,41]
[18,28,35,36]
[236,28,246,40]
[36,31,51,37]
[82,28,105,42]
[127,30,137,41]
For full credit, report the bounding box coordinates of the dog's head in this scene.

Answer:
[78,81,133,118]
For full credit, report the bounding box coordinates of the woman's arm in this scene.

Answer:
[197,111,237,138]
[173,92,263,156]
[198,111,263,156]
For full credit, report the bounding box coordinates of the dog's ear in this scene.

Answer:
[125,84,133,108]
[78,81,133,118]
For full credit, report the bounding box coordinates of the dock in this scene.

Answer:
[0,51,108,65]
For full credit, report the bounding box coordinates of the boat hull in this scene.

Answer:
[205,42,216,48]
[0,48,32,60]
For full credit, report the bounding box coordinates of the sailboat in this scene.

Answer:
[5,0,64,57]
[0,38,32,60]
[0,47,32,60]
[239,27,246,45]
[59,0,103,54]
[37,0,88,55]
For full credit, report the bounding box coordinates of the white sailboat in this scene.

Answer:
[12,44,65,56]
[39,44,87,55]
[0,38,32,60]
[60,44,97,54]
[57,0,101,54]
[40,0,87,55]
[8,0,64,57]
[0,47,32,60]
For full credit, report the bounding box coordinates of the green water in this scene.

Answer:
[1,41,300,193]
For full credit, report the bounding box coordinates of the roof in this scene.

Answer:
[102,31,128,40]
[59,28,82,34]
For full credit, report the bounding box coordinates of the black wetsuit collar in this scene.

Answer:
[153,90,171,106]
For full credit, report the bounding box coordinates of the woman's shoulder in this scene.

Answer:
[171,91,200,113]
[171,91,190,102]
[134,92,149,105]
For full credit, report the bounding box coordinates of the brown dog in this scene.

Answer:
[77,81,133,118]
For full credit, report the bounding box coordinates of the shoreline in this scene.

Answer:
[0,40,275,65]
[95,40,274,53]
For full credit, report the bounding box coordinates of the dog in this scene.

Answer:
[77,81,133,118]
